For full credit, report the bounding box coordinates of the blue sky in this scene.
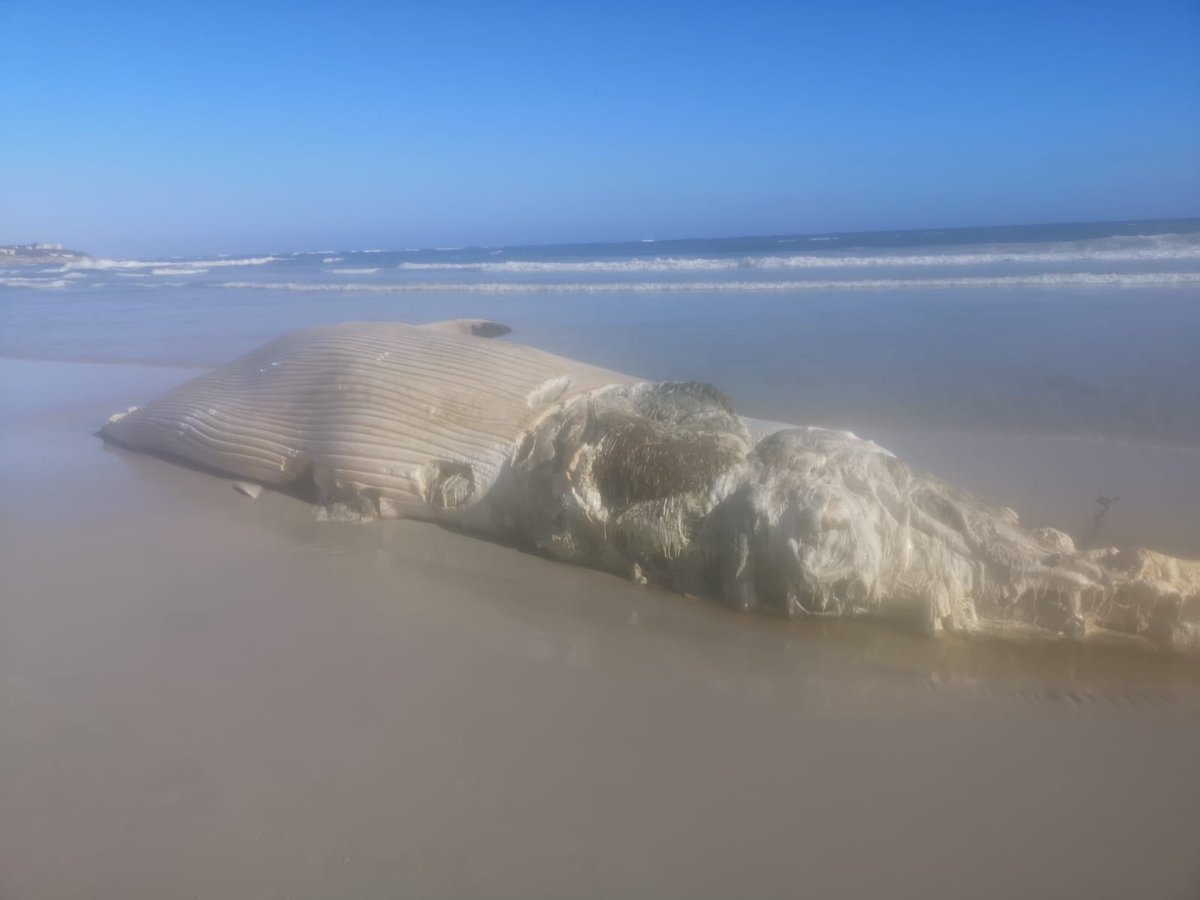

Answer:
[1,0,1197,256]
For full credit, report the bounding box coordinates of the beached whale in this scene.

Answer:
[101,319,1200,647]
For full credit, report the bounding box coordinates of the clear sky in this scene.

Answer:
[1,0,1198,257]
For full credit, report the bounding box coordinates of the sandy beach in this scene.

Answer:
[3,354,1199,899]
[6,0,1198,891]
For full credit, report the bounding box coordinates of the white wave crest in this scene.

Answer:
[214,271,1200,294]
[392,236,1200,274]
[322,257,344,264]
[0,276,72,289]
[151,267,208,276]
[63,255,280,272]
[331,267,381,275]
[395,257,737,273]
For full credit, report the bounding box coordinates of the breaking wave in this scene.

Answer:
[393,235,1200,273]
[214,271,1200,294]
[0,276,73,289]
[62,255,280,271]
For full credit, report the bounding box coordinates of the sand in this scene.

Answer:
[2,357,1199,899]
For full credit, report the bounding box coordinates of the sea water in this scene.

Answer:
[4,218,1199,447]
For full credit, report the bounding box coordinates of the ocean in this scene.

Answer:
[4,217,1200,447]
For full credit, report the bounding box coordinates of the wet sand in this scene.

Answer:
[2,358,1199,899]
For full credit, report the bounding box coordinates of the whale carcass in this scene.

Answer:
[101,320,1200,647]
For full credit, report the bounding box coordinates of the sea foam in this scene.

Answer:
[213,271,1200,294]
[62,255,281,272]
[391,235,1200,274]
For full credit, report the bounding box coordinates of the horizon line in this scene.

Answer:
[6,214,1200,261]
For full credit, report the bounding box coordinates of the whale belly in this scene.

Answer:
[101,322,629,519]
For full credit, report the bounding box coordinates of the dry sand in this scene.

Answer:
[2,358,1199,899]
